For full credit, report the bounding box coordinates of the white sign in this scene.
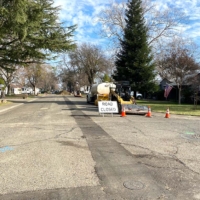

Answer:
[98,101,118,113]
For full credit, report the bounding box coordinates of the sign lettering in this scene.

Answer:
[98,101,118,114]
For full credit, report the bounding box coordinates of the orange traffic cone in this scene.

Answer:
[146,106,152,117]
[121,106,126,117]
[165,108,170,118]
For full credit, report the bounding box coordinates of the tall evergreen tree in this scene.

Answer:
[113,0,156,95]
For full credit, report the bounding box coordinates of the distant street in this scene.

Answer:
[0,95,200,200]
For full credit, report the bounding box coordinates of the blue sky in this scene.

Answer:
[53,0,200,50]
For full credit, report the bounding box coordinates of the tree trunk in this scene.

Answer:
[7,84,11,95]
[178,86,181,104]
[34,85,36,95]
[1,90,5,99]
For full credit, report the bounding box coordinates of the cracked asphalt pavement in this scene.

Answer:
[0,95,200,200]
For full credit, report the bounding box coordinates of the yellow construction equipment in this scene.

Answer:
[86,81,148,115]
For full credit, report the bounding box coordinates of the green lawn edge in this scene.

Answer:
[137,100,200,116]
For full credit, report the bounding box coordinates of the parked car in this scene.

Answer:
[130,91,143,100]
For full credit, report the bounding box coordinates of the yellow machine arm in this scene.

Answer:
[110,90,136,105]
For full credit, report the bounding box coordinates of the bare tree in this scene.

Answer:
[39,65,59,92]
[68,43,112,88]
[59,68,76,92]
[97,1,126,50]
[13,67,29,88]
[25,63,43,95]
[97,0,186,51]
[58,54,86,92]
[156,38,200,104]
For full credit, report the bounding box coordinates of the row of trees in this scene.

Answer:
[0,63,58,95]
[1,0,199,104]
[58,0,200,104]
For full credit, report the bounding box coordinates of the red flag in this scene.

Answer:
[164,85,172,98]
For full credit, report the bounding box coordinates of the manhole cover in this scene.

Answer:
[123,180,145,190]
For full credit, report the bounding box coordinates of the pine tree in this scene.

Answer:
[113,0,156,95]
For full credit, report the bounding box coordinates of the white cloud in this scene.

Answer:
[53,0,111,45]
[53,0,200,47]
[151,0,200,45]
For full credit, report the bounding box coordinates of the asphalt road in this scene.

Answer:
[0,95,200,200]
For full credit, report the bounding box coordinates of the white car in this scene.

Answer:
[131,91,143,99]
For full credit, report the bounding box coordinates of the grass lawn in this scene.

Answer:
[137,100,200,116]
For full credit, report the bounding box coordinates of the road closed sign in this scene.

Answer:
[98,101,118,113]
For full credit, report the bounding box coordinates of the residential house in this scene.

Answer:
[11,85,22,95]
[159,73,200,102]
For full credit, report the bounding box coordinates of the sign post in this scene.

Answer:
[98,101,118,117]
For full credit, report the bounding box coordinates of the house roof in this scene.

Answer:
[10,84,23,88]
[160,73,200,86]
[160,78,176,86]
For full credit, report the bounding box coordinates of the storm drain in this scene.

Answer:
[123,180,145,190]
